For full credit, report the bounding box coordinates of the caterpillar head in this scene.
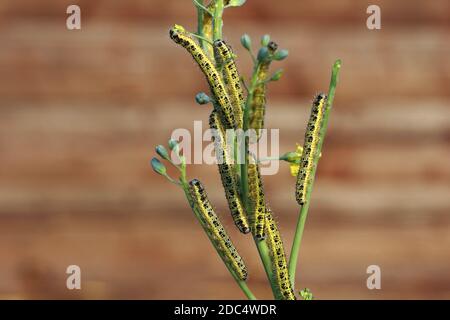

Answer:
[267,41,278,53]
[169,24,186,44]
[213,39,227,49]
[189,178,203,191]
[314,92,327,108]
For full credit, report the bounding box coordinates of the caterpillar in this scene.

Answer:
[265,208,296,300]
[169,25,236,129]
[209,111,250,234]
[189,179,248,281]
[247,156,266,240]
[295,93,328,205]
[213,40,244,129]
[249,41,278,139]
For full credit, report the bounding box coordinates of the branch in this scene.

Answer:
[288,59,342,288]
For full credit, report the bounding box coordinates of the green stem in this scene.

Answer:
[179,171,257,300]
[196,0,205,49]
[239,62,280,299]
[288,59,342,288]
[192,0,256,300]
[213,0,224,41]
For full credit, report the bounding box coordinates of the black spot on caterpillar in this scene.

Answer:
[247,155,266,240]
[189,179,248,281]
[169,25,236,129]
[295,93,327,205]
[214,39,244,129]
[265,208,296,300]
[249,41,278,139]
[209,111,250,234]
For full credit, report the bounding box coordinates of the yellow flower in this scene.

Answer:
[287,144,303,177]
[286,143,321,177]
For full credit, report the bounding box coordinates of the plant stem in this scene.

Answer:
[191,0,257,300]
[240,62,280,299]
[196,0,205,48]
[213,0,224,41]
[288,59,342,288]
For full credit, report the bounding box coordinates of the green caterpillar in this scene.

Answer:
[295,93,327,205]
[169,25,236,129]
[247,156,266,240]
[209,111,250,234]
[265,208,296,300]
[249,41,278,139]
[189,179,248,281]
[214,40,244,129]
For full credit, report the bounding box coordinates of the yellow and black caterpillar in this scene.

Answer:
[249,41,278,139]
[189,179,248,281]
[169,25,236,129]
[209,111,250,234]
[295,93,327,205]
[265,208,296,300]
[247,156,266,240]
[214,40,244,129]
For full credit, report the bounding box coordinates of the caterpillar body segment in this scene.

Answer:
[295,93,328,205]
[265,209,296,300]
[209,111,250,234]
[213,40,244,129]
[169,25,236,129]
[247,156,266,240]
[189,179,248,281]
[249,41,279,139]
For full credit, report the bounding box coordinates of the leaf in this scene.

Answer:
[225,0,247,8]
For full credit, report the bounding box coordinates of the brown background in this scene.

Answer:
[0,0,449,299]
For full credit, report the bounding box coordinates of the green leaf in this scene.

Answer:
[225,0,246,8]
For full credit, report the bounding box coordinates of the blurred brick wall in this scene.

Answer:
[0,0,449,299]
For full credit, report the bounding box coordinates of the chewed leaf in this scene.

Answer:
[226,0,247,7]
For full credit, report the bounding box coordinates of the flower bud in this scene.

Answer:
[240,34,252,51]
[151,157,167,176]
[273,49,289,61]
[261,34,270,47]
[156,145,170,160]
[270,69,284,81]
[257,47,269,62]
[168,139,179,151]
[281,151,300,163]
[195,92,211,105]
